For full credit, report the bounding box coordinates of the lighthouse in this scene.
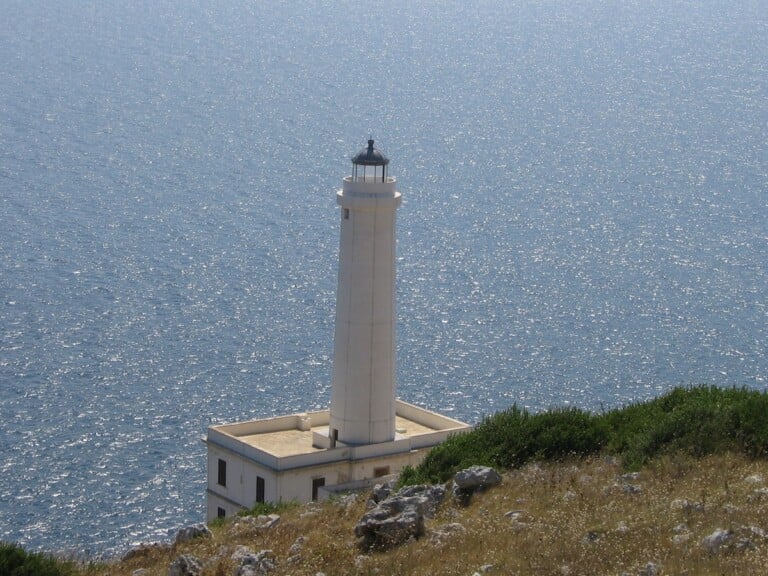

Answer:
[204,139,469,516]
[329,140,401,446]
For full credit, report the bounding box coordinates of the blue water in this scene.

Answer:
[1,0,766,557]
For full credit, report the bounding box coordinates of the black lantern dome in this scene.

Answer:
[351,139,389,182]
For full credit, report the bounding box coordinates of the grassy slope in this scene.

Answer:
[11,385,768,575]
[91,453,768,575]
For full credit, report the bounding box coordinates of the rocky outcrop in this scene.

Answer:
[370,479,397,505]
[168,554,202,576]
[701,528,733,553]
[355,484,445,549]
[286,535,308,565]
[234,549,276,575]
[174,523,213,545]
[638,561,661,576]
[429,522,466,545]
[452,466,502,504]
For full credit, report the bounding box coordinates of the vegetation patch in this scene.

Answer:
[405,385,768,484]
[0,542,78,576]
[237,500,299,518]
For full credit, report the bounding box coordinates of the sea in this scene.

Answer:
[1,0,766,558]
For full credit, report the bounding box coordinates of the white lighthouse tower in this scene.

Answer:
[204,139,469,517]
[329,139,401,446]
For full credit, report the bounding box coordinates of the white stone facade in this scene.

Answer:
[205,401,470,520]
[205,141,470,520]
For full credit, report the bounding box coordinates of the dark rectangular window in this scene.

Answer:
[217,507,226,519]
[217,458,227,487]
[343,208,350,220]
[312,477,325,501]
[256,476,265,503]
[374,466,390,478]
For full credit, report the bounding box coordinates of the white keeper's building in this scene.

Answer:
[204,140,470,520]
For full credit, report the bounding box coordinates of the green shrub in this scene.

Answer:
[409,405,607,484]
[237,500,298,518]
[403,385,768,484]
[600,385,768,468]
[0,542,77,576]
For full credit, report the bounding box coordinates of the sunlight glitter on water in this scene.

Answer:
[1,0,767,557]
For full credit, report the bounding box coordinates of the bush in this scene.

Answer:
[0,542,77,576]
[600,385,768,468]
[236,500,297,518]
[403,385,768,484]
[411,405,607,484]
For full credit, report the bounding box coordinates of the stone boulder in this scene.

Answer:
[638,562,661,576]
[702,528,733,553]
[429,522,466,545]
[174,523,213,545]
[394,484,446,517]
[452,466,502,504]
[371,479,398,504]
[454,466,502,490]
[168,554,202,576]
[122,542,169,561]
[235,549,276,575]
[355,484,445,549]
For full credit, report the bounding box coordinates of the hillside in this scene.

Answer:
[7,386,768,575]
[93,453,768,575]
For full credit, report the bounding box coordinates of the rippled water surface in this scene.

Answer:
[1,0,766,556]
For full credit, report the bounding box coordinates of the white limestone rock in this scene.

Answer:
[621,483,642,495]
[670,498,704,513]
[452,466,502,504]
[355,500,425,549]
[638,561,660,576]
[701,528,733,553]
[395,484,446,518]
[286,535,308,565]
[231,545,255,562]
[504,509,526,521]
[168,555,202,576]
[174,523,213,545]
[355,484,445,549]
[429,522,466,544]
[372,479,397,503]
[453,466,502,491]
[235,549,276,575]
[288,535,307,555]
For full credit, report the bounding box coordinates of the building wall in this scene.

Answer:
[206,444,278,520]
[206,442,434,521]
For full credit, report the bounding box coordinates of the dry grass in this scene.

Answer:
[87,453,768,576]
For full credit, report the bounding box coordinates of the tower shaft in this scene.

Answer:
[329,169,401,446]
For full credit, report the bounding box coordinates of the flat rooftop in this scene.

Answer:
[236,415,439,458]
[207,400,472,465]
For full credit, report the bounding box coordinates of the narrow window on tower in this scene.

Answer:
[343,208,350,220]
[217,507,226,519]
[217,458,227,487]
